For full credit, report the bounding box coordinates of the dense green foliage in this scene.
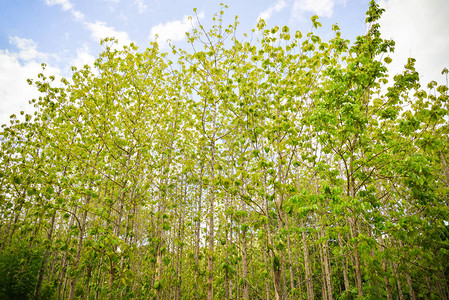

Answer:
[0,243,43,299]
[1,2,448,299]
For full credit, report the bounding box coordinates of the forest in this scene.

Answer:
[0,1,448,299]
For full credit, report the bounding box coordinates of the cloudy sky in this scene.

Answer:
[1,0,448,125]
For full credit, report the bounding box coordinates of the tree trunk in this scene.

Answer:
[241,193,249,300]
[57,211,73,300]
[352,221,363,299]
[338,232,350,294]
[225,219,230,300]
[175,179,187,300]
[195,163,204,300]
[34,209,57,300]
[398,240,415,300]
[390,260,404,300]
[207,139,216,300]
[405,271,416,300]
[319,243,328,300]
[349,153,363,299]
[273,253,282,300]
[301,218,314,300]
[378,236,393,300]
[440,150,449,183]
[321,227,333,300]
[285,217,295,295]
[294,234,303,297]
[426,276,433,298]
[262,168,281,300]
[263,247,270,300]
[68,193,91,300]
[155,190,166,300]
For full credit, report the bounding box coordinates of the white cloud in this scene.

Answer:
[45,0,73,11]
[379,0,449,86]
[149,12,204,45]
[135,0,148,13]
[71,45,96,69]
[292,0,345,19]
[258,0,287,21]
[0,38,61,125]
[9,37,47,61]
[45,0,131,49]
[85,21,132,47]
[72,10,85,21]
[45,0,85,21]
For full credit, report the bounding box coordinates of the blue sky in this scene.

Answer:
[1,0,448,124]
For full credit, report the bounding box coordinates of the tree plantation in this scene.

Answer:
[1,2,448,299]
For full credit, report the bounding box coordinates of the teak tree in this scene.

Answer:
[0,1,448,299]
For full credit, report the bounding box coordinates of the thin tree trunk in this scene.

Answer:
[241,192,249,300]
[294,234,303,297]
[319,242,328,300]
[155,159,171,300]
[57,209,73,300]
[175,179,187,300]
[301,218,314,300]
[321,227,333,300]
[68,193,91,300]
[437,279,448,300]
[426,276,433,298]
[443,271,449,300]
[207,139,216,300]
[285,217,295,295]
[281,251,287,299]
[398,241,415,300]
[110,191,125,290]
[378,236,393,300]
[273,255,282,300]
[263,245,270,300]
[34,209,57,300]
[195,163,204,300]
[390,260,404,300]
[352,221,363,299]
[225,218,230,300]
[263,169,281,300]
[440,150,449,182]
[349,154,363,299]
[338,232,350,294]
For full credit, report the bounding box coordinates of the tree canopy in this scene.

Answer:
[1,1,448,299]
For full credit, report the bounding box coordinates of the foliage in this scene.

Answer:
[0,1,448,299]
[0,243,44,300]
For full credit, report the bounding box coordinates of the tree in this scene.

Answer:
[0,1,447,299]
